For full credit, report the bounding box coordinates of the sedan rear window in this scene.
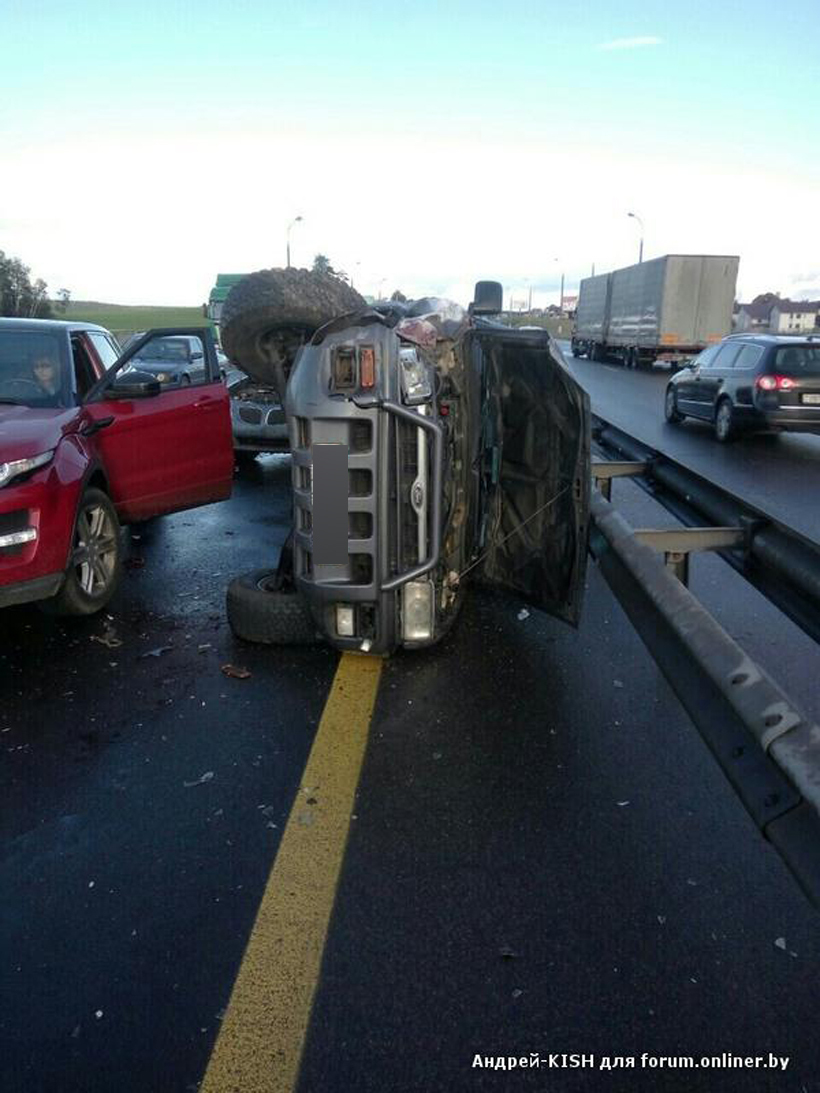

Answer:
[775,345,820,375]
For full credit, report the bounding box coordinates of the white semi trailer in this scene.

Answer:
[571,254,739,369]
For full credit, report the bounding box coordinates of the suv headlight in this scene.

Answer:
[399,347,432,404]
[0,450,55,488]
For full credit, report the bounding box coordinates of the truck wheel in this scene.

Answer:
[44,488,122,616]
[226,568,319,645]
[220,269,365,389]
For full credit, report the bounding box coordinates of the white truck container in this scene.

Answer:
[571,254,739,368]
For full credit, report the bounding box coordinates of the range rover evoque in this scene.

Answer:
[221,272,590,655]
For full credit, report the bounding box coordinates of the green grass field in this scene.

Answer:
[58,301,212,338]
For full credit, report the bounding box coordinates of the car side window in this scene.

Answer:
[733,345,764,371]
[87,332,121,371]
[71,336,98,399]
[694,344,722,370]
[711,342,743,370]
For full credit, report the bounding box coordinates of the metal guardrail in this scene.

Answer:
[591,416,820,644]
[589,491,820,908]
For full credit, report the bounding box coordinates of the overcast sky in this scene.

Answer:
[2,0,818,308]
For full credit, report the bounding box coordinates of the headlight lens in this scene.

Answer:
[399,347,432,404]
[336,604,355,637]
[402,580,434,641]
[0,450,55,488]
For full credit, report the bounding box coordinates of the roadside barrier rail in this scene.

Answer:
[588,422,820,908]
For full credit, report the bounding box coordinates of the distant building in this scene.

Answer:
[735,298,778,332]
[734,294,819,334]
[769,301,818,333]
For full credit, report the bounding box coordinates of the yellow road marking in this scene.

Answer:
[200,652,383,1093]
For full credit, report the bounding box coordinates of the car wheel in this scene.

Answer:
[664,386,683,424]
[714,398,737,442]
[234,450,258,468]
[46,488,122,616]
[226,568,318,645]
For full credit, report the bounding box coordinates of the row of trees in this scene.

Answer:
[0,250,69,318]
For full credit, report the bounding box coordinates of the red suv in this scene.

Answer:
[0,319,233,614]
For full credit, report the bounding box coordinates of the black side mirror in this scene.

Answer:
[109,370,161,399]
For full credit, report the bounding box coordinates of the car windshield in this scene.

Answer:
[0,330,71,408]
[775,345,820,375]
[133,337,190,363]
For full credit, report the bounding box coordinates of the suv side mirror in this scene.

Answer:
[109,370,161,399]
[472,281,503,314]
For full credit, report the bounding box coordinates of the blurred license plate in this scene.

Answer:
[801,393,820,405]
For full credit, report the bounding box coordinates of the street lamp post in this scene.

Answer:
[286,216,303,268]
[627,212,644,264]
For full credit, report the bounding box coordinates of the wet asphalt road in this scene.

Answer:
[3,399,820,1092]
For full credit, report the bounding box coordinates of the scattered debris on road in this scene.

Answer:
[221,664,252,679]
[139,645,173,659]
[183,771,215,788]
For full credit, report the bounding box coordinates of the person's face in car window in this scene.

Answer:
[33,356,59,394]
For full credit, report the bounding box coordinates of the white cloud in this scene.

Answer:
[597,36,663,51]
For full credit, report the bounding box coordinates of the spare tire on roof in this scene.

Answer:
[220,268,365,391]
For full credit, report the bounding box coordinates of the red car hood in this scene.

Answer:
[0,405,80,463]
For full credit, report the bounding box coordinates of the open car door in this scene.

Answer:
[470,326,590,625]
[80,327,233,522]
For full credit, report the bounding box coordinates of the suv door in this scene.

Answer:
[80,327,233,521]
[468,327,590,626]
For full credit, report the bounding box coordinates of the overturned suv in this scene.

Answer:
[222,270,590,654]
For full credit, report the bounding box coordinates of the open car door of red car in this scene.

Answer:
[79,328,234,523]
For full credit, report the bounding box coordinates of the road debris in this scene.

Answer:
[90,633,122,649]
[221,664,252,679]
[184,771,215,788]
[517,608,530,621]
[499,945,517,960]
[139,646,173,659]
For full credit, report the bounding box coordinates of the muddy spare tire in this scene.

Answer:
[226,568,319,645]
[220,268,365,390]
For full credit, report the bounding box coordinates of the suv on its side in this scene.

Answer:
[0,319,233,615]
[225,279,591,655]
[664,334,820,441]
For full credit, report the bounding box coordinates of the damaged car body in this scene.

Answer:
[224,273,590,654]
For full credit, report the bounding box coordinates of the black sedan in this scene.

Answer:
[664,334,820,441]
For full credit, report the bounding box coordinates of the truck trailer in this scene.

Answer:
[571,254,739,369]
